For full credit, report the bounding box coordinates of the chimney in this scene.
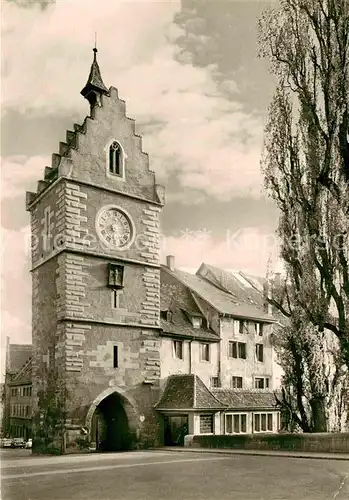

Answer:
[263,278,273,315]
[166,255,175,271]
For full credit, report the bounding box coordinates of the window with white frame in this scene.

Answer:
[200,343,210,362]
[231,376,243,389]
[254,413,273,432]
[211,376,220,388]
[173,340,183,360]
[225,413,247,434]
[254,322,264,336]
[229,341,247,359]
[254,376,270,389]
[255,343,264,362]
[238,320,245,334]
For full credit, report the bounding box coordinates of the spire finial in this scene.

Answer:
[93,32,97,60]
[81,40,109,107]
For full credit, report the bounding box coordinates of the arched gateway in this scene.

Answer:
[85,387,139,452]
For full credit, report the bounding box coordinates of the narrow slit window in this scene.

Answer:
[113,345,118,368]
[44,208,50,237]
[113,290,118,308]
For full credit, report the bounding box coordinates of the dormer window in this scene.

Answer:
[192,317,202,329]
[161,310,172,322]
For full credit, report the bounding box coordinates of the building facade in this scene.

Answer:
[25,50,280,453]
[3,340,33,439]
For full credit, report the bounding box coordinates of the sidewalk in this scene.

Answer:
[155,446,349,461]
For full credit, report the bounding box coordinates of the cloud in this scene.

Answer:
[161,225,280,277]
[2,0,265,202]
[1,155,50,199]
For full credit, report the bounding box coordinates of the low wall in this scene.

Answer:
[185,433,349,454]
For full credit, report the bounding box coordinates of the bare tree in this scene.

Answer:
[259,0,349,369]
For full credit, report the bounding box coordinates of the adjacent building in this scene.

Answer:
[23,48,281,453]
[3,340,33,439]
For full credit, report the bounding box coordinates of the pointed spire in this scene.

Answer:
[81,46,109,108]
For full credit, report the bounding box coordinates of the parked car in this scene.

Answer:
[1,438,13,448]
[11,437,26,448]
[25,438,32,449]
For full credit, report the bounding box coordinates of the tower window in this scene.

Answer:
[109,141,122,176]
[112,289,123,309]
[113,345,118,368]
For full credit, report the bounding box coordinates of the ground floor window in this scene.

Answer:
[199,414,214,434]
[253,413,273,432]
[254,376,270,389]
[225,413,247,434]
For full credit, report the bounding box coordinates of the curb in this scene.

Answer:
[153,447,349,462]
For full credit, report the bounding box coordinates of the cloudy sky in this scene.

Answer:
[1,0,281,361]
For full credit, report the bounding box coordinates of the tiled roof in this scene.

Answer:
[198,264,265,307]
[155,374,226,411]
[160,318,219,341]
[81,48,109,97]
[7,344,32,374]
[160,267,219,342]
[161,267,199,311]
[212,389,279,410]
[195,376,226,409]
[172,267,274,322]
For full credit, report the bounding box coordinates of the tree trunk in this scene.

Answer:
[310,396,327,432]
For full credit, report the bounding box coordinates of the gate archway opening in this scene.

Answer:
[87,389,138,452]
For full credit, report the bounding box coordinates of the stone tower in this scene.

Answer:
[26,49,165,453]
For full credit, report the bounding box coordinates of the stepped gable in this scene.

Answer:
[26,48,160,210]
[155,374,226,410]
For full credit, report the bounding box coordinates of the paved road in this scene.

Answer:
[2,449,349,500]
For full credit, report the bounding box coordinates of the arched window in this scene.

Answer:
[108,141,122,176]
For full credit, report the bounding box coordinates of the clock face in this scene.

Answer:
[96,207,134,249]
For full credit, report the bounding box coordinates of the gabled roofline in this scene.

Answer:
[161,265,221,315]
[10,357,33,382]
[161,265,276,323]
